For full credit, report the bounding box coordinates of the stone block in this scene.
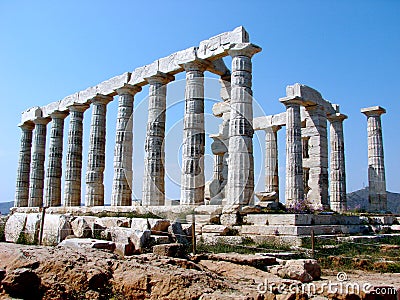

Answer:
[212,101,230,117]
[186,214,220,225]
[130,229,151,254]
[201,225,230,235]
[96,72,130,96]
[268,259,320,283]
[153,243,185,257]
[42,214,72,246]
[78,85,97,104]
[41,101,61,118]
[5,213,27,243]
[286,83,323,106]
[130,218,149,231]
[23,213,41,244]
[220,213,239,226]
[71,217,92,238]
[181,224,193,237]
[151,235,170,244]
[59,93,79,111]
[94,217,131,228]
[199,234,243,245]
[128,61,158,86]
[58,238,116,252]
[114,242,135,256]
[107,226,132,246]
[168,221,189,245]
[158,47,196,74]
[148,218,170,235]
[204,252,276,268]
[20,107,42,124]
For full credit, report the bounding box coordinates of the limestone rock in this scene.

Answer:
[153,243,185,258]
[201,225,230,235]
[220,213,239,226]
[203,253,276,269]
[148,218,170,235]
[94,217,131,228]
[5,213,27,243]
[42,214,72,246]
[268,259,321,283]
[71,217,92,238]
[130,218,149,231]
[2,268,41,299]
[23,213,41,244]
[130,229,151,254]
[151,235,170,244]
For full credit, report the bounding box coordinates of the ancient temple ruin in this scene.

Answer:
[14,26,387,214]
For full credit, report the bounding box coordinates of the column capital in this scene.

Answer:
[228,43,262,58]
[264,125,282,133]
[91,94,113,105]
[145,71,174,85]
[327,112,348,123]
[68,103,90,113]
[182,58,210,72]
[116,85,142,96]
[18,121,35,130]
[32,116,51,125]
[50,110,69,120]
[361,106,386,117]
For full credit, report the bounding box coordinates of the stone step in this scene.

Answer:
[151,235,171,244]
[240,224,361,236]
[243,214,360,226]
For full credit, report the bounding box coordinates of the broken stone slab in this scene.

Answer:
[71,217,92,238]
[153,243,185,258]
[148,218,170,235]
[23,213,41,244]
[168,221,189,245]
[130,218,149,232]
[107,226,132,245]
[203,253,276,269]
[220,213,240,226]
[114,242,135,256]
[42,214,73,246]
[186,214,220,225]
[268,259,321,283]
[58,238,115,250]
[151,235,170,245]
[130,229,151,254]
[199,234,243,246]
[201,225,230,235]
[5,213,27,243]
[256,191,278,202]
[94,217,131,228]
[194,205,223,216]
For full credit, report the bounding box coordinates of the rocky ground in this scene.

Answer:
[0,243,399,300]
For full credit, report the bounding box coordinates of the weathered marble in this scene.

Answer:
[328,113,347,212]
[180,59,209,205]
[44,111,69,207]
[142,72,174,206]
[280,98,304,208]
[111,86,141,206]
[64,104,89,206]
[85,95,113,206]
[361,106,387,212]
[225,43,261,207]
[28,117,51,207]
[14,122,34,207]
[264,126,281,195]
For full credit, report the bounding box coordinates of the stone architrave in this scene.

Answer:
[180,59,209,205]
[327,113,347,212]
[44,111,69,207]
[111,86,141,206]
[142,72,174,206]
[85,95,113,206]
[361,106,387,212]
[280,98,304,208]
[225,43,261,208]
[28,117,51,207]
[64,104,89,206]
[14,122,35,207]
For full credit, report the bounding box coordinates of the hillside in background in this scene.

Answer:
[0,201,13,215]
[346,187,400,214]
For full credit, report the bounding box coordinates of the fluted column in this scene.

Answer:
[14,122,35,207]
[64,104,89,206]
[328,113,347,212]
[28,117,51,207]
[361,106,387,212]
[85,95,113,206]
[180,60,209,205]
[265,125,281,195]
[281,98,304,208]
[225,43,261,207]
[44,111,69,207]
[142,72,174,206]
[111,86,141,206]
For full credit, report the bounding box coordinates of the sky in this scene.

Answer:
[0,0,399,204]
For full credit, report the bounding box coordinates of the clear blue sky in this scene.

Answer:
[0,0,399,203]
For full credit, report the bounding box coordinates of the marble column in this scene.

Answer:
[85,95,113,206]
[225,43,261,207]
[328,113,347,212]
[142,72,174,206]
[265,125,281,195]
[14,122,35,207]
[28,117,51,207]
[281,98,304,208]
[44,111,69,207]
[111,86,141,206]
[361,106,387,212]
[180,60,208,205]
[64,104,89,206]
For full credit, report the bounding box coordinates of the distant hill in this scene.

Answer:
[347,187,400,214]
[0,201,13,215]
